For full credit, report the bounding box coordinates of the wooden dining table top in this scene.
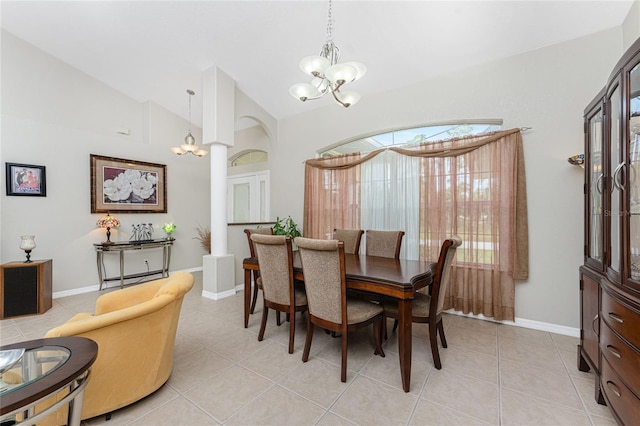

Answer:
[243,252,435,298]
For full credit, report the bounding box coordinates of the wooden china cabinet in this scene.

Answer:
[579,37,640,424]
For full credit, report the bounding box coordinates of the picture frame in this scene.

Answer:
[90,154,167,213]
[5,163,47,196]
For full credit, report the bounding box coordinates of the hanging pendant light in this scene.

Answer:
[289,0,366,108]
[171,89,208,157]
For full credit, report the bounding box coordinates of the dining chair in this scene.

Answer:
[333,229,364,255]
[244,227,273,314]
[251,234,307,354]
[382,236,462,369]
[365,230,405,259]
[295,236,385,382]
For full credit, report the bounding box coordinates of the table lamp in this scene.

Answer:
[96,213,120,244]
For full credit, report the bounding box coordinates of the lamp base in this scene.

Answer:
[23,249,32,263]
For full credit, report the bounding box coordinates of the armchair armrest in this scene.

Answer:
[94,278,166,315]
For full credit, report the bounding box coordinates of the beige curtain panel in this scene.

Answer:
[303,129,528,321]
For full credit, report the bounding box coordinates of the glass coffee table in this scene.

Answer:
[0,337,98,426]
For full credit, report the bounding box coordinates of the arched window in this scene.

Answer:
[230,150,268,167]
[319,121,502,157]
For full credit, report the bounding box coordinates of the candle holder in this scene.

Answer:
[20,235,36,263]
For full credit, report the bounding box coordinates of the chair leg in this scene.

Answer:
[302,319,314,362]
[341,330,348,382]
[437,319,447,348]
[288,311,295,354]
[258,306,269,341]
[373,317,385,357]
[276,311,282,326]
[429,321,442,369]
[249,275,259,314]
[392,319,399,333]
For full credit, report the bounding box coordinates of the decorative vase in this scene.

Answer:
[19,235,36,263]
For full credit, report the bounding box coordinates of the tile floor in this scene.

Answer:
[0,271,617,425]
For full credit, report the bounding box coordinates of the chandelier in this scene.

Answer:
[171,89,208,157]
[289,0,366,108]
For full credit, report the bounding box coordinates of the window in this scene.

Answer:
[304,127,527,321]
[229,150,268,167]
[319,121,502,157]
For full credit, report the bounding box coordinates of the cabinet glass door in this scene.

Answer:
[627,61,640,282]
[587,103,604,267]
[609,82,622,277]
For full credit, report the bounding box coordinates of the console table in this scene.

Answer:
[94,239,173,290]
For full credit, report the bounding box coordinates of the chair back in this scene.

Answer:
[365,230,405,259]
[333,229,364,255]
[244,227,273,257]
[251,234,294,306]
[431,236,462,316]
[295,237,345,325]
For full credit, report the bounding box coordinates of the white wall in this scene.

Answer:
[623,0,640,50]
[1,30,211,293]
[275,28,625,328]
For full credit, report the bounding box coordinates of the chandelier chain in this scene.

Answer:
[326,0,333,43]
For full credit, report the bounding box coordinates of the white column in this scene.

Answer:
[201,67,235,300]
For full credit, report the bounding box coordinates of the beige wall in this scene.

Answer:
[1,30,211,292]
[274,28,625,329]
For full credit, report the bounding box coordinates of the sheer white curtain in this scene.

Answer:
[361,150,420,260]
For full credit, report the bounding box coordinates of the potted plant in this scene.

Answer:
[272,216,301,240]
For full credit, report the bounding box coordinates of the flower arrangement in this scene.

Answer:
[194,226,211,253]
[162,222,176,239]
[162,223,176,234]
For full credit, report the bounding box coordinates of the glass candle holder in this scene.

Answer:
[20,235,36,263]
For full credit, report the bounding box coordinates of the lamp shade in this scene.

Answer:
[324,63,358,85]
[342,61,367,81]
[299,55,331,77]
[335,90,361,107]
[289,83,321,101]
[96,214,120,229]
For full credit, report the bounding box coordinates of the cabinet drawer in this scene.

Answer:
[600,322,640,397]
[601,290,640,349]
[601,357,640,424]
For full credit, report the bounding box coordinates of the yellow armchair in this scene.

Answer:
[44,271,194,421]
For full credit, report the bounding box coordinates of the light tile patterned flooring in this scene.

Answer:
[1,271,617,425]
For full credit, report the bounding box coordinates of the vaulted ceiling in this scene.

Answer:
[1,1,633,127]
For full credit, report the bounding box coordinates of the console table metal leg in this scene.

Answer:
[96,252,104,291]
[119,251,124,289]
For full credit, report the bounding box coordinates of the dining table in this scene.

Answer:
[242,252,434,393]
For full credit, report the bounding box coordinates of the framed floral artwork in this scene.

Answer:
[6,163,47,196]
[90,154,167,213]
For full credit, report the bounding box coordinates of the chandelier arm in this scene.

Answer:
[330,88,351,108]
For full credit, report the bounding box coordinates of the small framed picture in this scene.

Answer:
[5,163,47,197]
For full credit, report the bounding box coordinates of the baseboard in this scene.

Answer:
[445,309,580,338]
[52,267,204,299]
[202,288,236,300]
